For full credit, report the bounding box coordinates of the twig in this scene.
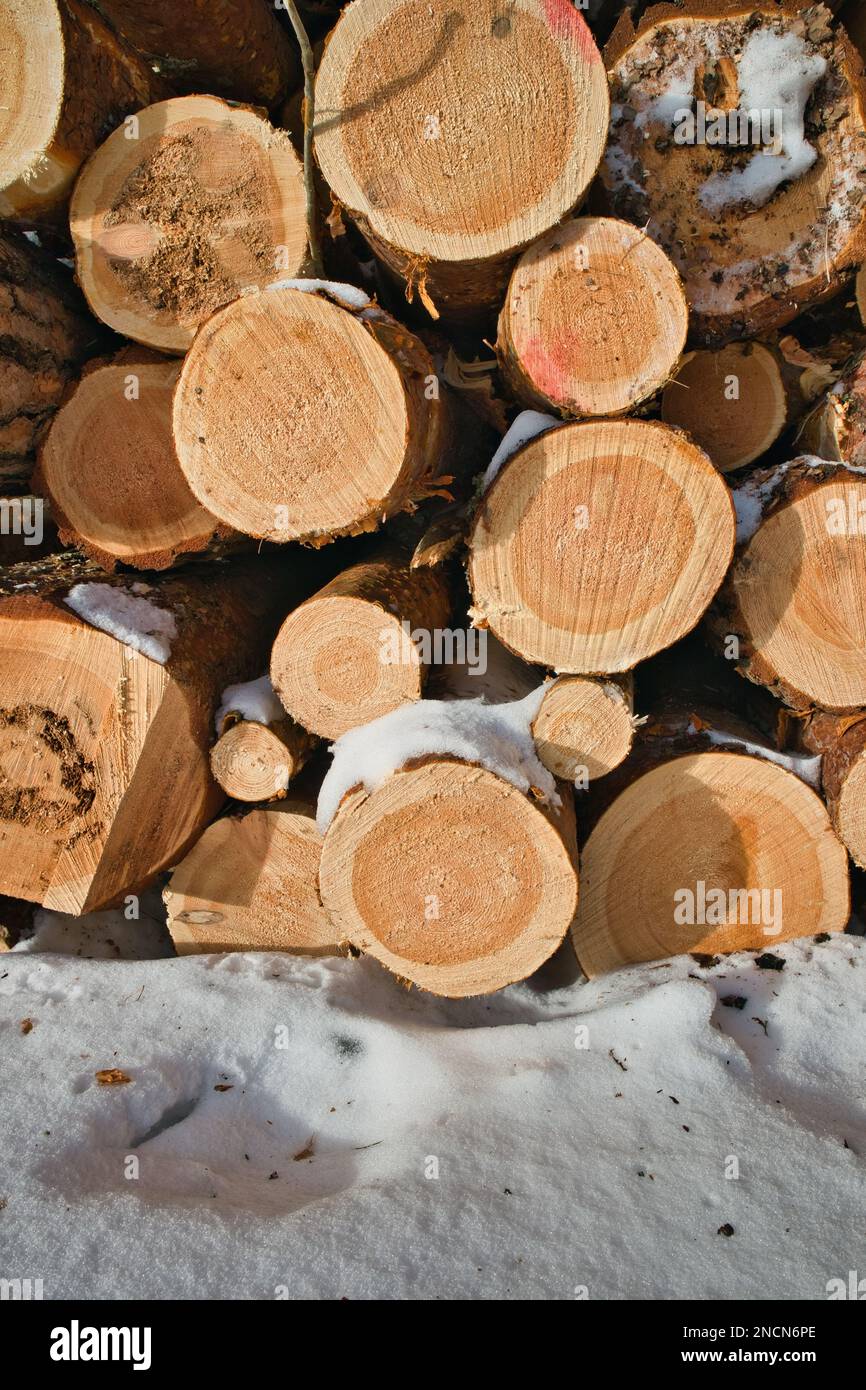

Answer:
[282,1,323,276]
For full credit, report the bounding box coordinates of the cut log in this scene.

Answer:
[270,550,454,739]
[33,350,224,570]
[313,0,609,323]
[797,709,866,869]
[70,95,308,353]
[0,552,307,913]
[712,457,866,710]
[798,348,866,464]
[532,675,635,783]
[602,2,866,343]
[319,759,578,996]
[164,800,337,955]
[498,216,687,417]
[570,748,849,977]
[661,342,792,473]
[173,285,454,543]
[0,0,167,224]
[85,0,300,108]
[211,716,316,803]
[0,229,104,490]
[468,417,735,673]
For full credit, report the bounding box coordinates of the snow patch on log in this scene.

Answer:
[215,675,283,735]
[267,278,371,311]
[483,410,560,490]
[697,726,823,790]
[317,688,559,832]
[64,583,177,663]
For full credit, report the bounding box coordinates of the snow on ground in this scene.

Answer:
[1,927,863,1299]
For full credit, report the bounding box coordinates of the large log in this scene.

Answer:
[313,0,610,323]
[70,95,308,353]
[468,418,735,673]
[601,2,866,343]
[0,0,167,224]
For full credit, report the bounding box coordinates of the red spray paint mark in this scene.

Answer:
[521,333,577,404]
[543,0,601,64]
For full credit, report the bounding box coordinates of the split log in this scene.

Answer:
[661,342,793,473]
[319,759,578,996]
[468,418,735,673]
[33,350,224,570]
[0,229,104,490]
[164,800,337,955]
[796,709,866,869]
[313,0,609,323]
[798,348,866,464]
[0,0,166,224]
[498,216,687,417]
[173,285,454,543]
[270,550,454,738]
[210,682,317,804]
[710,457,866,710]
[0,553,307,913]
[602,2,866,343]
[86,0,300,108]
[570,746,849,977]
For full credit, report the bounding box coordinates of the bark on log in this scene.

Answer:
[0,552,311,913]
[173,286,455,543]
[210,717,317,803]
[602,2,866,344]
[86,0,300,108]
[794,708,866,869]
[710,457,866,710]
[0,0,167,225]
[33,350,225,570]
[319,758,579,996]
[164,798,337,955]
[70,95,308,354]
[313,0,610,324]
[661,342,794,473]
[498,216,687,417]
[271,549,454,739]
[468,417,735,673]
[798,348,866,464]
[0,229,104,491]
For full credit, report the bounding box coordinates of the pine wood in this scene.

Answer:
[313,0,610,322]
[0,229,104,490]
[70,95,307,353]
[602,2,866,343]
[797,709,866,869]
[33,350,223,570]
[87,0,299,108]
[799,348,866,464]
[571,748,849,977]
[498,217,687,417]
[271,550,453,738]
[173,287,453,543]
[661,342,790,473]
[711,458,866,710]
[319,759,578,997]
[0,0,166,224]
[210,717,316,803]
[532,675,635,783]
[0,553,301,913]
[468,418,735,673]
[164,799,337,955]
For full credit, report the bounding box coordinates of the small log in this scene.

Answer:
[498,216,687,417]
[0,0,167,224]
[798,348,866,464]
[270,549,454,738]
[468,418,735,673]
[313,0,609,323]
[210,681,317,804]
[33,350,223,570]
[794,709,866,868]
[532,675,635,783]
[711,457,866,710]
[86,0,300,108]
[173,286,454,543]
[661,342,793,473]
[602,2,866,343]
[70,95,307,353]
[164,799,337,955]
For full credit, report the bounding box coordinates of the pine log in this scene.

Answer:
[313,0,609,323]
[319,759,578,996]
[70,95,307,353]
[711,457,866,710]
[796,709,866,869]
[32,350,224,570]
[0,0,167,224]
[210,717,316,803]
[468,418,735,673]
[602,2,866,344]
[661,342,793,473]
[798,348,866,464]
[270,550,454,739]
[0,552,309,913]
[164,799,337,955]
[571,745,849,977]
[498,216,687,417]
[532,675,635,783]
[0,229,104,490]
[86,0,300,108]
[173,286,455,543]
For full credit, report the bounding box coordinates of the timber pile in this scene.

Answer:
[0,0,864,990]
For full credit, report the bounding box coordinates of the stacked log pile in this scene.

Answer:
[1,0,865,992]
